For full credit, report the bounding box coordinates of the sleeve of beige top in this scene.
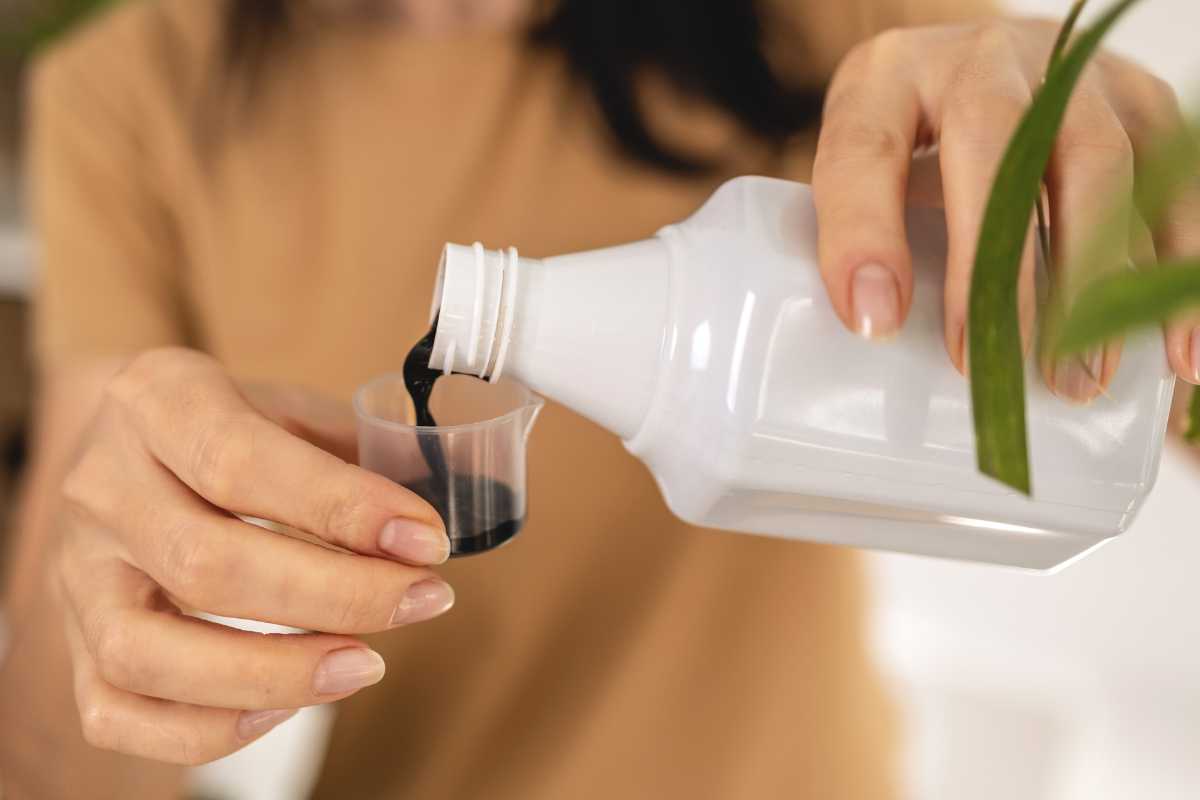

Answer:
[27,42,189,369]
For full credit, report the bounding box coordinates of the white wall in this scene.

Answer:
[1006,0,1200,104]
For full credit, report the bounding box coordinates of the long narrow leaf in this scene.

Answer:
[1054,262,1200,354]
[1048,1,1090,71]
[969,0,1143,494]
[1033,2,1088,275]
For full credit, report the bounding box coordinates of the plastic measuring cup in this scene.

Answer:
[354,373,543,557]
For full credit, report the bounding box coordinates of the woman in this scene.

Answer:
[1,1,1196,797]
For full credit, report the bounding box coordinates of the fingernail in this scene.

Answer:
[237,708,298,741]
[379,519,450,565]
[851,263,901,340]
[313,647,387,696]
[1190,328,1200,383]
[390,579,455,627]
[1053,349,1103,404]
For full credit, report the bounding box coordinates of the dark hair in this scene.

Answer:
[224,1,824,174]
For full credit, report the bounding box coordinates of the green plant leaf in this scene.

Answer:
[968,0,1143,495]
[1033,1,1089,272]
[1048,1,1090,71]
[1188,389,1200,444]
[1053,262,1200,354]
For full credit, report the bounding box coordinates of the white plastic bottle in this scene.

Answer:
[426,176,1176,570]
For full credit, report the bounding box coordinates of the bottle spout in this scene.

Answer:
[431,243,533,382]
[519,397,545,441]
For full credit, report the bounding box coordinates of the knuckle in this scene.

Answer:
[862,28,909,64]
[942,91,1029,152]
[1018,17,1061,36]
[107,350,228,450]
[1139,73,1181,122]
[1056,89,1134,168]
[319,481,373,547]
[77,698,116,751]
[107,348,199,408]
[969,21,1020,60]
[104,357,153,409]
[332,573,381,631]
[1119,72,1186,137]
[158,522,226,606]
[76,678,227,765]
[818,119,909,166]
[187,417,255,501]
[90,615,137,690]
[836,28,910,81]
[1059,118,1134,164]
[835,42,868,79]
[838,38,873,75]
[59,456,107,523]
[59,443,130,526]
[945,29,1024,97]
[1159,204,1200,257]
[176,736,224,767]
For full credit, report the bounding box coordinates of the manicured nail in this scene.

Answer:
[390,579,455,627]
[851,263,901,340]
[379,519,450,565]
[1053,349,1103,403]
[237,708,298,741]
[313,648,386,696]
[1190,328,1200,383]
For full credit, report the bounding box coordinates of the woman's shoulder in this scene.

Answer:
[31,0,224,109]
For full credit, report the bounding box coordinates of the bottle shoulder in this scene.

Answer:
[672,176,817,253]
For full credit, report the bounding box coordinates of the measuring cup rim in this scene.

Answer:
[353,372,545,433]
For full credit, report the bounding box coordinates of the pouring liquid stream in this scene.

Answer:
[402,316,524,556]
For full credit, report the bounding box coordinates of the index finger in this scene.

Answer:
[110,350,449,566]
[812,34,920,341]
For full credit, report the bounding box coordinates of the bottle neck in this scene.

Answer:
[430,238,670,440]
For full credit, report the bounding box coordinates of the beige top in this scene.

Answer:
[29,1,988,797]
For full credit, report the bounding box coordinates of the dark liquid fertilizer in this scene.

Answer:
[402,317,524,556]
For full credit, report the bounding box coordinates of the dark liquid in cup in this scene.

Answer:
[404,474,524,555]
[402,317,524,556]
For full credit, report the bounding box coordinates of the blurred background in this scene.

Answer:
[0,1,1198,799]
